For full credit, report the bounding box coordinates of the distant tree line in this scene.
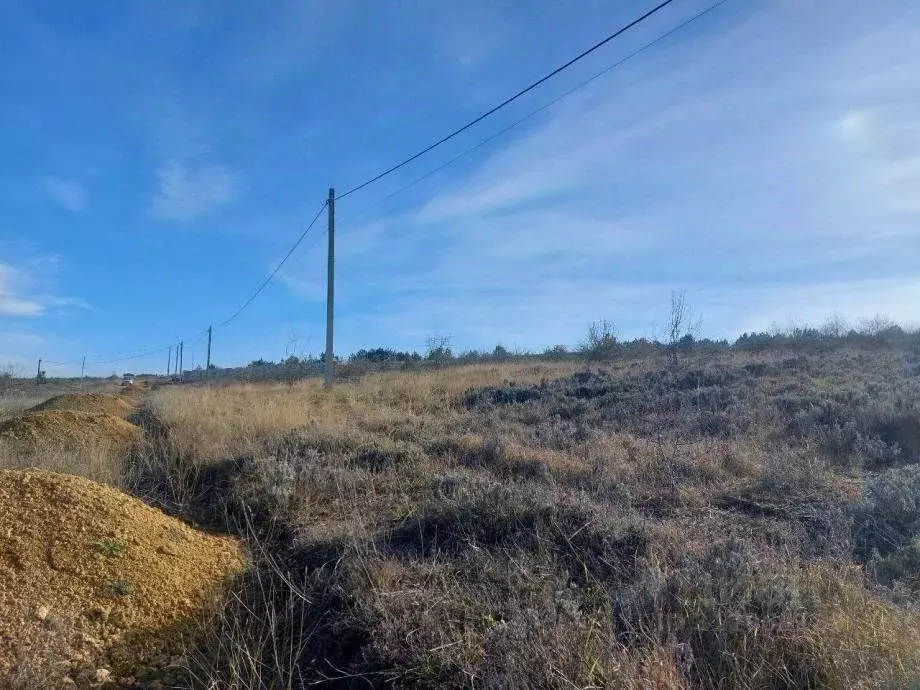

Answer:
[13,295,917,386]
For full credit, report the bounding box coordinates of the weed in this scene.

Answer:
[92,538,126,558]
[103,579,134,597]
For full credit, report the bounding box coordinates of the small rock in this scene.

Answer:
[35,604,50,621]
[95,667,112,683]
[157,543,179,557]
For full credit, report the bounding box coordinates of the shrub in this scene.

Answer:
[612,538,822,687]
[853,464,920,561]
[580,320,619,360]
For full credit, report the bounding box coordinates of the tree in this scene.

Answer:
[858,314,895,337]
[543,344,569,361]
[282,330,312,388]
[667,291,701,365]
[426,334,453,365]
[581,320,618,360]
[820,313,849,339]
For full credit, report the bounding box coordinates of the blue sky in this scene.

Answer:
[1,0,918,375]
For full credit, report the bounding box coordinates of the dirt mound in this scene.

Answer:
[30,393,135,419]
[0,469,244,684]
[0,410,141,451]
[118,384,146,405]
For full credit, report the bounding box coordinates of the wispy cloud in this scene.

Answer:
[0,330,46,372]
[0,258,88,318]
[0,264,45,316]
[44,177,87,212]
[153,160,238,221]
[278,1,920,353]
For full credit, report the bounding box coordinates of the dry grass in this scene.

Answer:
[148,362,587,462]
[133,349,920,688]
[8,350,920,687]
[0,436,127,487]
[0,384,141,488]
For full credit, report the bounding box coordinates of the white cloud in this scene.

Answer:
[0,264,44,316]
[45,178,87,213]
[0,295,44,317]
[0,259,87,318]
[279,1,920,353]
[153,161,238,221]
[0,331,45,374]
[726,278,920,337]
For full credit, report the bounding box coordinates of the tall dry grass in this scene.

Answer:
[0,379,133,485]
[140,351,920,688]
[149,361,586,462]
[0,436,128,487]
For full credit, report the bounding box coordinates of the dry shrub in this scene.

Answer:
[143,349,920,688]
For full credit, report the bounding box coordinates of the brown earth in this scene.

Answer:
[118,384,147,406]
[29,393,135,419]
[0,410,141,452]
[0,469,244,685]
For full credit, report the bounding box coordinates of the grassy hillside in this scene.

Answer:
[4,347,920,687]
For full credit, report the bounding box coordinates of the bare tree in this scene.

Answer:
[581,320,618,360]
[0,363,23,396]
[425,334,453,366]
[667,291,701,365]
[820,313,849,339]
[282,330,312,389]
[858,314,895,337]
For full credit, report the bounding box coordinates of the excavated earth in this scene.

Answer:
[0,469,244,686]
[0,410,141,453]
[29,393,135,419]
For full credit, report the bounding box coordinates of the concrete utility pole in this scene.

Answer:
[167,346,172,378]
[324,187,335,387]
[36,358,41,384]
[80,356,86,389]
[206,326,212,374]
[179,341,184,378]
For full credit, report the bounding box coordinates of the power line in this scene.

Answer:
[341,0,728,225]
[44,331,210,369]
[36,203,326,369]
[336,0,678,201]
[33,0,722,373]
[215,200,328,330]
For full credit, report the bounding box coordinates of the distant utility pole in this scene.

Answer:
[80,356,86,389]
[179,341,184,378]
[325,187,335,387]
[206,326,212,374]
[167,346,172,378]
[36,358,41,384]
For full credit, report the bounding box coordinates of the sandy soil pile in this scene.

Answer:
[118,384,147,406]
[0,469,244,686]
[0,410,141,452]
[30,393,135,419]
